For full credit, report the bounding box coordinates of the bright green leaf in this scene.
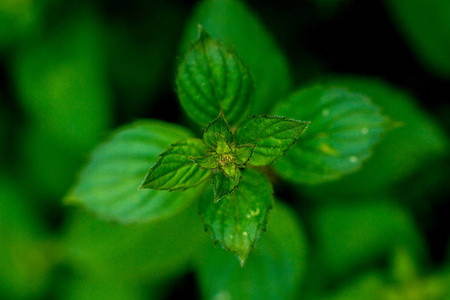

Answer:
[200,168,273,265]
[273,85,390,184]
[215,136,232,154]
[203,112,233,148]
[191,154,218,169]
[300,77,449,197]
[236,115,310,166]
[196,203,307,299]
[139,138,211,191]
[176,27,253,127]
[180,0,291,115]
[212,169,241,202]
[66,120,205,224]
[233,145,255,165]
[385,0,450,78]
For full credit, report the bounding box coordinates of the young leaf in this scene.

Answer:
[215,136,232,154]
[180,0,292,115]
[203,112,233,148]
[196,203,308,299]
[176,27,254,127]
[200,168,273,265]
[212,169,241,202]
[235,116,310,166]
[273,85,390,184]
[233,145,255,165]
[66,120,205,223]
[139,138,211,191]
[191,154,218,169]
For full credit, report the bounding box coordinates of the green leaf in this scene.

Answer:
[273,85,390,184]
[190,154,218,169]
[203,112,233,148]
[236,115,310,166]
[62,200,205,283]
[312,200,424,282]
[385,0,450,78]
[300,77,449,196]
[212,169,241,202]
[13,11,111,153]
[176,27,254,127]
[196,203,308,299]
[180,0,292,115]
[0,177,51,299]
[233,145,255,165]
[66,120,205,224]
[139,138,211,191]
[215,136,232,154]
[200,168,273,265]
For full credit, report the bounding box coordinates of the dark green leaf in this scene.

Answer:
[273,85,390,184]
[190,154,218,169]
[233,145,255,165]
[139,138,211,191]
[180,0,291,115]
[236,115,310,166]
[300,77,449,197]
[203,112,233,148]
[385,0,450,78]
[176,28,253,127]
[200,168,273,265]
[66,120,205,224]
[212,169,241,202]
[196,203,307,299]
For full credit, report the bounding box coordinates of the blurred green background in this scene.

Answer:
[1,0,449,299]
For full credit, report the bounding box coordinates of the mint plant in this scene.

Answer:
[68,18,390,267]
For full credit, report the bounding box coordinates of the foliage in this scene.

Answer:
[1,0,449,299]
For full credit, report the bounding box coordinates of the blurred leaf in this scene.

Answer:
[60,274,148,300]
[312,200,424,281]
[385,0,450,78]
[301,77,449,197]
[273,85,389,184]
[62,200,204,282]
[13,10,111,153]
[0,0,46,48]
[315,271,385,300]
[236,115,310,166]
[199,168,273,265]
[18,124,81,200]
[139,138,211,191]
[67,120,204,224]
[196,202,308,300]
[180,0,291,115]
[0,177,51,299]
[177,28,254,127]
